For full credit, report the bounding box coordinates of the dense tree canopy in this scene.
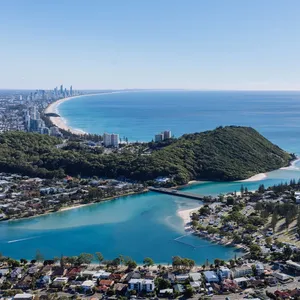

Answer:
[0,126,292,184]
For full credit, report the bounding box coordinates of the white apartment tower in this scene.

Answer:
[103,133,119,147]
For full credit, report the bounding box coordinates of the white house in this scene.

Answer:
[53,277,68,284]
[232,265,253,278]
[218,266,231,279]
[14,294,33,300]
[295,192,300,204]
[128,279,155,292]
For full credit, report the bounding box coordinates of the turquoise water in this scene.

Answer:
[1,91,300,263]
[59,91,300,154]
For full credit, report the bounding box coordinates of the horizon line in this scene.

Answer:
[2,88,300,92]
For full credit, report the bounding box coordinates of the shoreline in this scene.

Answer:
[44,92,115,135]
[44,90,137,135]
[240,172,267,182]
[5,189,148,223]
[280,157,300,170]
[177,205,202,226]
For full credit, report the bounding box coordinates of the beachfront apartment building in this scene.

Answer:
[163,130,171,139]
[155,133,164,142]
[154,130,172,142]
[103,133,119,147]
[128,279,155,292]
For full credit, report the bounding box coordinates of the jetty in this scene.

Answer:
[149,187,206,201]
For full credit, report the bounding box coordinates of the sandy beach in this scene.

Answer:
[177,206,202,226]
[59,204,88,212]
[241,172,267,182]
[280,157,300,170]
[44,92,121,135]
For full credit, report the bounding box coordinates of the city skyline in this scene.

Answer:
[1,0,300,90]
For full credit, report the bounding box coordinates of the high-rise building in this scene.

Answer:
[40,127,50,135]
[60,85,63,94]
[103,133,119,147]
[50,126,61,136]
[155,133,164,142]
[103,133,112,147]
[70,85,73,96]
[29,119,40,132]
[163,130,171,140]
[111,134,119,147]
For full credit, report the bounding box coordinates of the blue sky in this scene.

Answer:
[1,0,300,90]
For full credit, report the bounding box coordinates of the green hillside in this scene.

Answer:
[0,127,293,184]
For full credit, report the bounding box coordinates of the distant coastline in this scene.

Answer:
[44,90,145,135]
[44,92,120,135]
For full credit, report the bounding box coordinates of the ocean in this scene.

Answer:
[1,90,300,263]
[59,90,300,154]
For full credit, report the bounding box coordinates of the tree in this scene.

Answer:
[172,256,182,269]
[265,237,272,246]
[20,258,28,265]
[7,259,20,268]
[271,211,278,232]
[214,259,221,267]
[297,212,300,235]
[125,258,137,270]
[258,184,265,193]
[283,246,293,260]
[226,197,235,206]
[35,250,44,262]
[184,285,194,298]
[143,257,154,268]
[95,252,104,265]
[249,244,262,259]
[240,185,244,195]
[111,257,121,269]
[155,278,171,290]
[77,253,93,265]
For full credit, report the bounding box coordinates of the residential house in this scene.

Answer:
[189,272,201,282]
[231,265,253,278]
[13,293,33,300]
[125,271,141,282]
[99,279,114,288]
[173,284,184,294]
[218,266,231,279]
[52,277,69,288]
[204,271,219,283]
[128,279,155,292]
[16,275,32,290]
[66,267,82,280]
[0,268,9,278]
[256,263,264,275]
[51,266,65,277]
[114,283,127,295]
[233,277,248,288]
[81,280,95,291]
[27,265,41,275]
[36,275,51,288]
[109,273,125,282]
[11,267,23,280]
[175,274,189,282]
[158,289,173,297]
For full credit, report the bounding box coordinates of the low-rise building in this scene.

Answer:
[232,265,253,278]
[218,266,231,279]
[14,294,33,300]
[128,278,155,292]
[204,271,219,283]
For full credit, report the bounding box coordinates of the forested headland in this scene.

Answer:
[0,126,293,184]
